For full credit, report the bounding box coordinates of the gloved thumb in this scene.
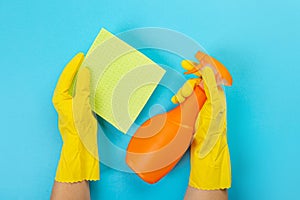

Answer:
[74,67,91,99]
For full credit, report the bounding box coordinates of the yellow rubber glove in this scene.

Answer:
[52,53,99,183]
[189,67,231,190]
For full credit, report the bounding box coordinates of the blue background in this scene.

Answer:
[1,0,299,199]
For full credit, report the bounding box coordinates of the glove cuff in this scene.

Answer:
[55,141,100,183]
[189,143,231,190]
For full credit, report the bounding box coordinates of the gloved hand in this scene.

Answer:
[172,59,231,190]
[189,67,231,190]
[52,53,99,183]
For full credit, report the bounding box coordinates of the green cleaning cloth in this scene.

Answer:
[72,28,165,133]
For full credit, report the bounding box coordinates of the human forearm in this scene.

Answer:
[51,181,90,200]
[184,186,227,200]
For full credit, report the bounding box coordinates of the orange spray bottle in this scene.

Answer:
[126,52,233,183]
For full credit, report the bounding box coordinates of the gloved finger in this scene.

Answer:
[73,67,98,159]
[171,78,199,104]
[180,78,200,98]
[171,84,186,104]
[54,53,84,99]
[182,60,202,76]
[201,67,220,104]
[181,60,198,71]
[74,67,91,99]
[196,67,226,158]
[171,96,179,104]
[172,92,186,104]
